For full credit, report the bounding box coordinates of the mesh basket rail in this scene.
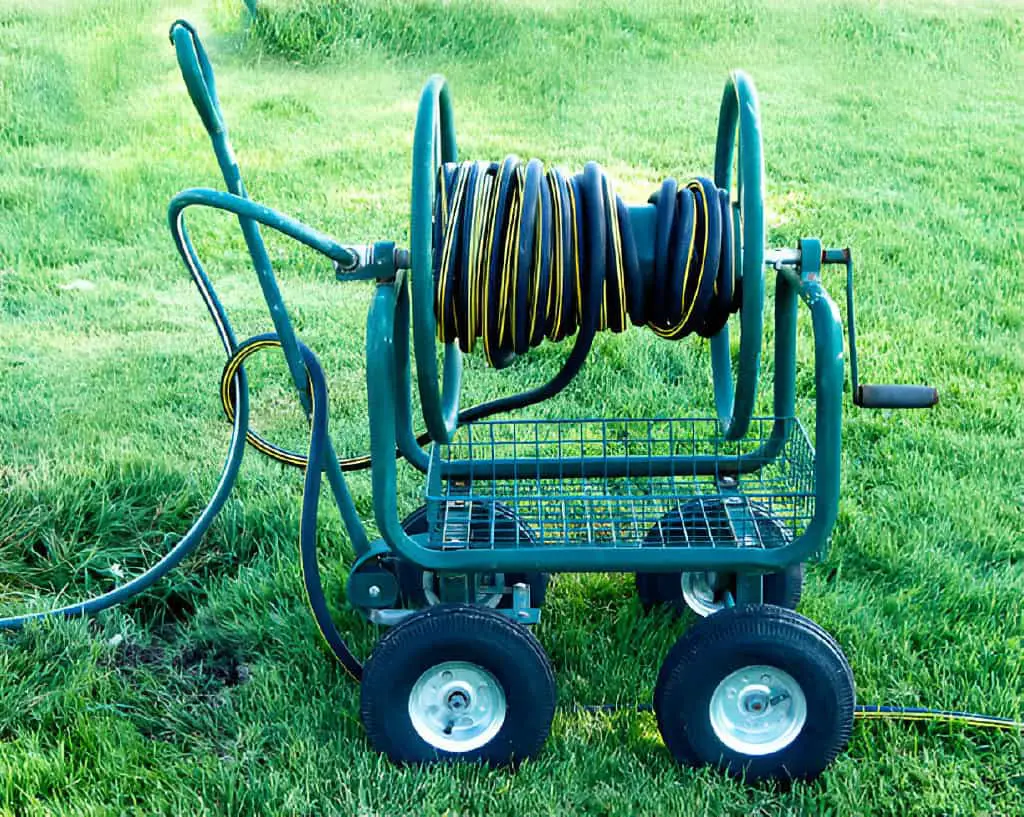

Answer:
[425,417,815,554]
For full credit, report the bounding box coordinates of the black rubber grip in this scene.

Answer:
[855,384,939,409]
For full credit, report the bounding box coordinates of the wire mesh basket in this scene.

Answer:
[425,417,815,553]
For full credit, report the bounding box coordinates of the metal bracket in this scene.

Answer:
[510,581,541,625]
[733,573,765,605]
[717,476,765,605]
[370,602,541,627]
[767,241,938,410]
[346,539,401,608]
[334,240,400,282]
[438,572,476,604]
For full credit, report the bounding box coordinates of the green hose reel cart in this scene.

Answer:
[7,20,943,782]
[173,21,940,781]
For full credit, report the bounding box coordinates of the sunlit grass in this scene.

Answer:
[0,0,1022,814]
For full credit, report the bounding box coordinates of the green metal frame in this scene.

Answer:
[171,22,844,588]
[361,73,842,576]
[0,20,936,637]
[364,262,843,577]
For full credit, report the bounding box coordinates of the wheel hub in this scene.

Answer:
[680,571,725,617]
[708,664,807,756]
[408,661,506,752]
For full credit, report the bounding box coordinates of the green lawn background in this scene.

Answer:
[0,0,1022,814]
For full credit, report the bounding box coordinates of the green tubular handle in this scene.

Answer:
[170,20,224,138]
[711,70,765,440]
[170,20,313,415]
[410,75,462,444]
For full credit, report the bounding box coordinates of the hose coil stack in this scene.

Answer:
[432,158,739,368]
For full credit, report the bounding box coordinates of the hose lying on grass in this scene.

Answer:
[580,703,1024,731]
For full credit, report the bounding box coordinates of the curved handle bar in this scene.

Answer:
[169,20,224,137]
[711,70,766,440]
[168,187,357,267]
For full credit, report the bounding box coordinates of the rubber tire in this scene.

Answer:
[654,604,855,782]
[398,504,549,609]
[635,500,803,616]
[360,604,556,766]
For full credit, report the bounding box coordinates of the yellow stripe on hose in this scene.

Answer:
[853,711,1023,730]
[679,179,710,327]
[546,172,564,340]
[527,186,543,342]
[498,166,523,350]
[650,187,697,340]
[438,163,449,226]
[567,179,582,328]
[219,338,383,472]
[466,166,492,349]
[436,167,469,342]
[220,339,307,467]
[606,176,627,332]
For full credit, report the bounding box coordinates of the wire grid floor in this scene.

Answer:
[425,417,815,551]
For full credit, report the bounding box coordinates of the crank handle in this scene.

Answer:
[854,384,939,410]
[779,240,940,412]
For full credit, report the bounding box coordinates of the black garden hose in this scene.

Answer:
[432,159,738,369]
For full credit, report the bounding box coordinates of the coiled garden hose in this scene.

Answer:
[432,159,737,369]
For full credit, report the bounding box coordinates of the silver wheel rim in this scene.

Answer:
[708,664,807,756]
[408,661,506,752]
[681,571,724,617]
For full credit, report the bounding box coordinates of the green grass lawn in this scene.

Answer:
[1,0,1023,813]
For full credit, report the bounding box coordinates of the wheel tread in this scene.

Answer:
[653,605,855,781]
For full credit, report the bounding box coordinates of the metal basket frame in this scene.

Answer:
[425,416,816,555]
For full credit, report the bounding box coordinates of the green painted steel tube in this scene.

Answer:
[776,278,844,564]
[710,70,765,441]
[410,75,462,444]
[168,190,370,555]
[773,271,798,420]
[169,189,356,265]
[392,274,432,472]
[368,282,429,554]
[434,453,777,482]
[171,21,316,413]
[366,271,843,573]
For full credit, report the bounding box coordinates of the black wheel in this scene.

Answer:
[360,604,556,766]
[635,499,803,617]
[397,503,549,609]
[654,604,855,782]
